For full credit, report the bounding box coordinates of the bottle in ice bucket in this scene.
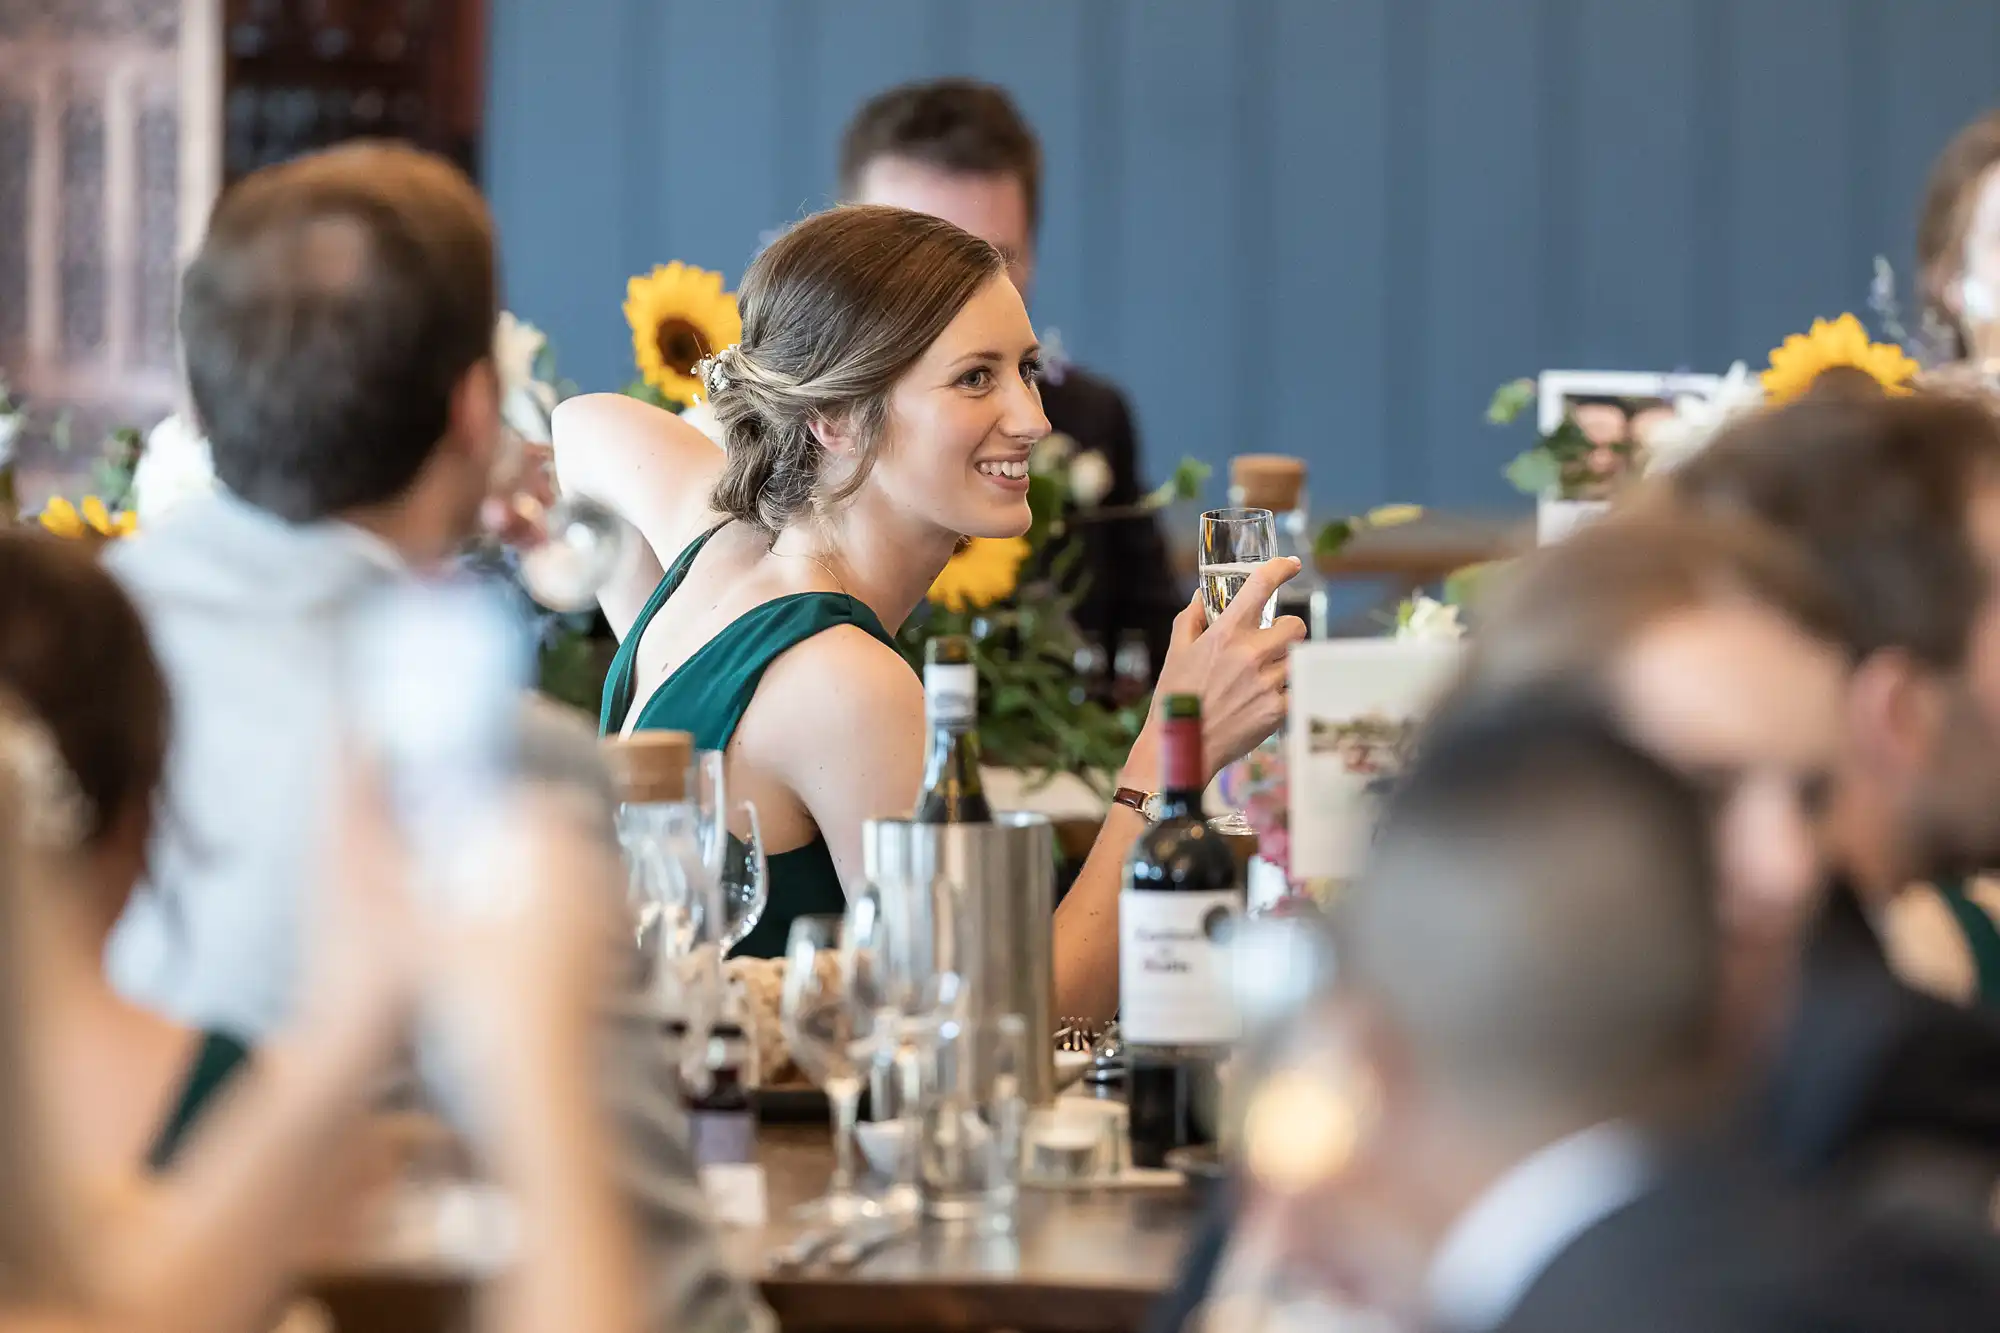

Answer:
[1120,694,1245,1168]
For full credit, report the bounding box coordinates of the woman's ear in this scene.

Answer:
[808,414,859,459]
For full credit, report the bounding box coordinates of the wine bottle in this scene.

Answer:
[1120,694,1244,1168]
[914,635,992,823]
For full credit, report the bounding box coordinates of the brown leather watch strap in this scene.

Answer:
[1112,786,1154,819]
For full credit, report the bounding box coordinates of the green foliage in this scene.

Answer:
[895,595,1145,792]
[1314,517,1355,557]
[1486,377,1537,425]
[1443,559,1505,609]
[538,622,610,716]
[1141,458,1212,510]
[92,428,143,512]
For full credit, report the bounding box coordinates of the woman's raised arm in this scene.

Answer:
[550,394,727,639]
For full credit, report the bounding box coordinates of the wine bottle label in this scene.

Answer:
[1119,890,1242,1046]
[924,663,978,727]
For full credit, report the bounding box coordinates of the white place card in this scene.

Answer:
[1286,639,1465,882]
[1536,496,1611,545]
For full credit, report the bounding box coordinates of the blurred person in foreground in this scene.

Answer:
[1152,508,1850,1332]
[0,688,643,1333]
[100,141,763,1333]
[840,78,1183,672]
[1205,696,2000,1333]
[1670,393,2000,1195]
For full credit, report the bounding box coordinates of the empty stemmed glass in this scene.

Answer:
[781,915,879,1223]
[845,876,963,1216]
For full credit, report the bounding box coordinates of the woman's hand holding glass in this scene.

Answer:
[1139,556,1306,787]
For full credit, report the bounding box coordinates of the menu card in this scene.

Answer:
[1285,639,1464,882]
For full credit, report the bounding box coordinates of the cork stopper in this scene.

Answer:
[602,730,693,804]
[1230,455,1307,513]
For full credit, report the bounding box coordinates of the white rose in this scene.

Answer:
[679,398,725,447]
[1644,362,1762,476]
[133,413,216,522]
[495,312,557,443]
[1396,594,1464,643]
[1068,449,1114,508]
[1030,431,1076,475]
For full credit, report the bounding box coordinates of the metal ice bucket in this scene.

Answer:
[861,812,1056,1107]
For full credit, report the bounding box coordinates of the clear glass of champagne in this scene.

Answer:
[1199,508,1278,629]
[1199,507,1277,836]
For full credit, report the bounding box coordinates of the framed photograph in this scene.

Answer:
[1535,370,1720,451]
[1286,639,1464,882]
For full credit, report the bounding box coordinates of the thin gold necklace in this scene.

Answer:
[771,540,849,595]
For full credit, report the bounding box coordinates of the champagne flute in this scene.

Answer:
[1199,507,1278,836]
[781,916,879,1222]
[1199,507,1278,629]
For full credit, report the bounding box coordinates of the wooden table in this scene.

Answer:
[1315,511,1524,584]
[739,1123,1200,1333]
[304,1120,1201,1333]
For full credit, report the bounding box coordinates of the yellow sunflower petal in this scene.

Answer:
[927,536,1031,612]
[1361,503,1423,529]
[1762,312,1918,403]
[624,261,743,405]
[81,496,112,534]
[112,511,138,537]
[38,498,83,538]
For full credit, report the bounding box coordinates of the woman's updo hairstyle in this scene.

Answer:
[704,205,1007,532]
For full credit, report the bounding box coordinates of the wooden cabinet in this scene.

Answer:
[221,0,484,186]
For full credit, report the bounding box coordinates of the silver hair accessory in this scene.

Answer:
[0,712,89,851]
[698,344,742,399]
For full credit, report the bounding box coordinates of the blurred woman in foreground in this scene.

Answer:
[0,677,642,1329]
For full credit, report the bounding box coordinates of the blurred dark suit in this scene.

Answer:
[1493,1154,2000,1333]
[1756,881,2000,1211]
[1036,365,1183,680]
[1153,881,2000,1333]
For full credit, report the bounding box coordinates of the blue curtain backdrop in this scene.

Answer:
[485,0,2000,513]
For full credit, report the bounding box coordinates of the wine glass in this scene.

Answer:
[844,874,961,1216]
[1198,507,1279,837]
[690,750,768,953]
[781,916,879,1223]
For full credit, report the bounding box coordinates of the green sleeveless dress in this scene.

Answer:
[1933,877,2000,1013]
[600,523,904,959]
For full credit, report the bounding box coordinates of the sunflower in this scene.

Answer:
[38,495,135,540]
[624,262,742,405]
[1762,314,1919,404]
[927,536,1031,612]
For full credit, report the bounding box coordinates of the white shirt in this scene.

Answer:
[1425,1123,1652,1333]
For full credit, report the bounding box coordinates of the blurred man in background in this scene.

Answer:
[841,78,1182,680]
[106,141,764,1333]
[1210,695,2000,1333]
[1671,394,2000,1204]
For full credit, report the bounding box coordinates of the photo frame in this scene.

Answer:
[1535,370,1721,443]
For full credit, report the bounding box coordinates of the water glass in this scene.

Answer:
[1198,508,1277,628]
[781,916,878,1223]
[915,1011,1028,1226]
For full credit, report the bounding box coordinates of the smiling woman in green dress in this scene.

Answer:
[555,205,1302,1018]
